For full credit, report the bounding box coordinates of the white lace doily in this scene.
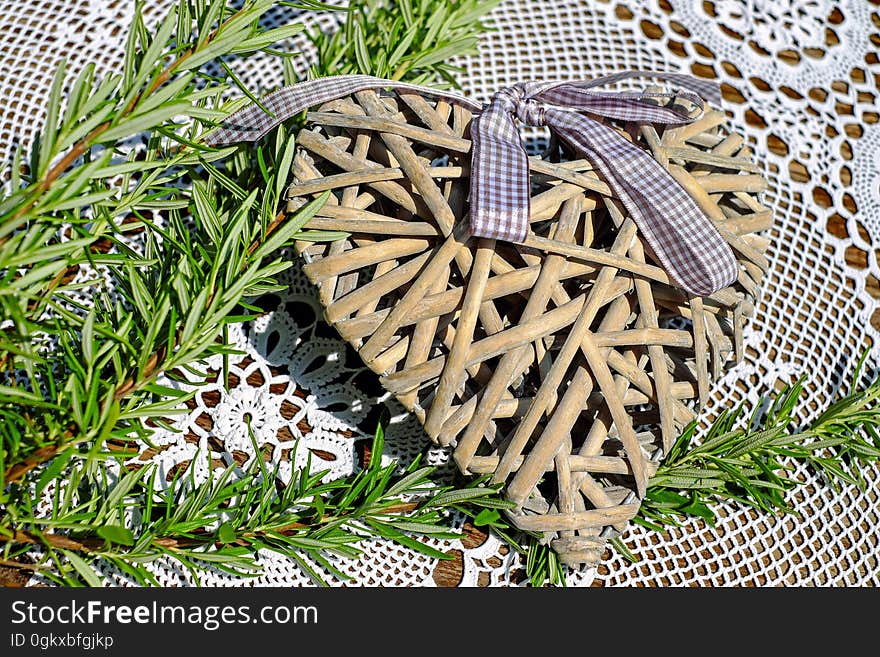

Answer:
[2,0,879,587]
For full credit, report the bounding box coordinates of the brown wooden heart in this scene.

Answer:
[285,88,770,566]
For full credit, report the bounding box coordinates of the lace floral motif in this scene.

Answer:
[706,0,837,54]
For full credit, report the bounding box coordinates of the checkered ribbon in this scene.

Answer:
[205,73,738,296]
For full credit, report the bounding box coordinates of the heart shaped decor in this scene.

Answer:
[286,88,770,566]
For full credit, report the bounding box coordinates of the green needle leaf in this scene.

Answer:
[97,525,135,546]
[61,550,103,587]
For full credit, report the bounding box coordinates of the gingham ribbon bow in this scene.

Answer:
[205,72,738,296]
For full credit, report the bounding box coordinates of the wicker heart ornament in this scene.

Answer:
[213,78,770,566]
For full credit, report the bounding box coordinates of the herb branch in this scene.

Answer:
[307,0,500,86]
[1,424,510,586]
[637,352,880,533]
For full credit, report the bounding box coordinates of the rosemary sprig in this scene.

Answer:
[637,353,880,532]
[2,0,302,227]
[307,0,501,86]
[1,423,510,586]
[1,0,313,484]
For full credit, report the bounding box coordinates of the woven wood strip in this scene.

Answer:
[286,89,769,567]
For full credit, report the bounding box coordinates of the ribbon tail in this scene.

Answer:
[547,110,738,297]
[469,105,531,243]
[571,70,722,107]
[203,74,481,146]
[535,72,721,128]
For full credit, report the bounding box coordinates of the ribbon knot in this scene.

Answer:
[491,82,547,127]
[204,72,738,297]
